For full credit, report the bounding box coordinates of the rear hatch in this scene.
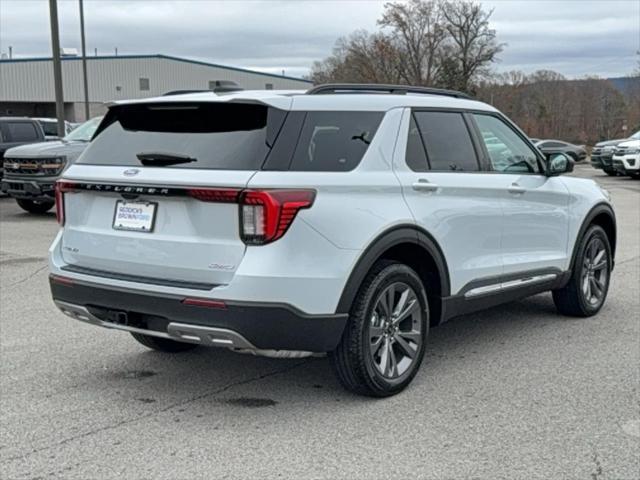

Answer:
[59,101,287,289]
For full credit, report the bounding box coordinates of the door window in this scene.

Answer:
[473,114,541,174]
[6,122,39,142]
[412,111,479,171]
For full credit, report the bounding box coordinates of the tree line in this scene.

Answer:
[310,0,640,145]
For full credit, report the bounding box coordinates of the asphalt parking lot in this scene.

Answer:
[1,164,638,480]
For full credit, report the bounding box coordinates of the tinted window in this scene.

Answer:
[79,103,284,170]
[473,114,541,173]
[7,122,39,142]
[413,111,478,171]
[289,112,383,171]
[405,114,428,172]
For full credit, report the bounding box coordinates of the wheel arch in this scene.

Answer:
[570,202,617,272]
[336,225,450,326]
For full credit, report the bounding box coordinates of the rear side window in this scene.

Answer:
[405,114,428,172]
[412,111,479,171]
[289,112,383,171]
[79,103,285,170]
[7,122,39,142]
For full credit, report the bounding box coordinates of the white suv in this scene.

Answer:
[49,84,616,397]
[612,136,640,179]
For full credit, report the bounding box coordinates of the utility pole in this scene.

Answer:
[79,0,90,120]
[48,0,65,138]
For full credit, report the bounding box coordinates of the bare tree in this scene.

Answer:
[310,31,402,84]
[439,1,504,92]
[310,0,502,92]
[378,0,446,85]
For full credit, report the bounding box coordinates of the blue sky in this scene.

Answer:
[1,0,638,79]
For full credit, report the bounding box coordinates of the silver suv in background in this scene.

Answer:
[1,117,102,214]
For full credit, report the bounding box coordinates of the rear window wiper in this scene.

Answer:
[136,152,197,166]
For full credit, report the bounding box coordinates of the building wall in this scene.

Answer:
[0,55,312,120]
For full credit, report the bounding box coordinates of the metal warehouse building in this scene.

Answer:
[0,54,312,121]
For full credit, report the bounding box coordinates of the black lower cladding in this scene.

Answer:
[50,277,348,352]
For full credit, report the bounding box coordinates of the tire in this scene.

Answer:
[332,260,429,397]
[604,169,617,177]
[16,199,54,214]
[130,332,199,353]
[553,225,612,317]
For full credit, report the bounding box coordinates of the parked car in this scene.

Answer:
[34,117,73,141]
[592,141,625,176]
[612,137,640,179]
[1,117,102,213]
[535,139,587,162]
[0,117,46,180]
[49,84,616,397]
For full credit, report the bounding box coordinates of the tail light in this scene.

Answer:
[239,189,315,245]
[55,180,77,226]
[187,188,240,203]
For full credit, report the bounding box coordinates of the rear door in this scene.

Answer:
[394,108,504,295]
[470,113,570,276]
[59,101,286,288]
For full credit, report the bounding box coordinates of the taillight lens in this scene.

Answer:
[187,188,240,203]
[240,189,316,245]
[55,180,77,226]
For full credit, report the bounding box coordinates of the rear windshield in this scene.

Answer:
[78,103,283,170]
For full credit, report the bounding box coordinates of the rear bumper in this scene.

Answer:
[50,275,347,353]
[0,177,56,200]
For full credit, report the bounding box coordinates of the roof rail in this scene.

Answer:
[162,89,213,96]
[306,83,471,99]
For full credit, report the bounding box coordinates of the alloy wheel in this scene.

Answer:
[581,237,608,306]
[368,282,423,379]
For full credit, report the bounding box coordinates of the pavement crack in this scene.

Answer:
[615,254,639,267]
[6,265,48,288]
[591,452,603,480]
[2,359,313,463]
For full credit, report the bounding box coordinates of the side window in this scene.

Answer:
[473,114,541,174]
[289,111,383,171]
[405,114,428,172]
[413,111,479,171]
[6,122,39,142]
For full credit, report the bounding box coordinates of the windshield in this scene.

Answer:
[64,117,103,142]
[630,131,640,140]
[38,121,59,136]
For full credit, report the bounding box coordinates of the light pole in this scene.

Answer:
[48,0,65,138]
[79,0,90,120]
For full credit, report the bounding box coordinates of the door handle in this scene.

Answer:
[412,179,439,192]
[508,183,526,194]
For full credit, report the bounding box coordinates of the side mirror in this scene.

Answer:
[546,153,574,176]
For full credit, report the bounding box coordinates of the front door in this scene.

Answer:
[470,113,570,277]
